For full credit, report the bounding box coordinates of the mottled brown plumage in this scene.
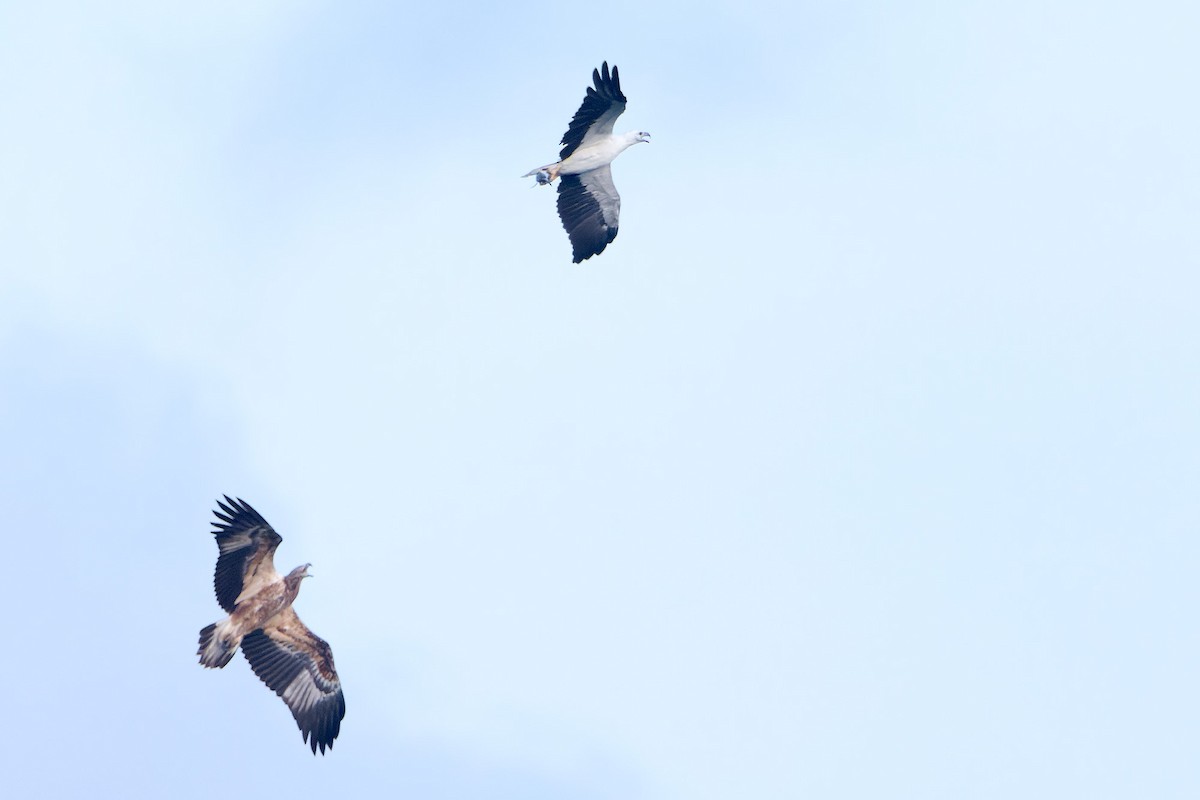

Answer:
[197,496,345,754]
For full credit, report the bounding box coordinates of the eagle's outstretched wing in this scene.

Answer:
[557,167,621,263]
[211,496,282,613]
[241,607,346,755]
[559,62,627,160]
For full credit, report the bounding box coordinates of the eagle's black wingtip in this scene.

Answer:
[211,495,270,532]
[592,61,622,100]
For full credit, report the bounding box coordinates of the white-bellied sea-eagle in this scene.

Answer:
[197,496,346,755]
[524,62,650,263]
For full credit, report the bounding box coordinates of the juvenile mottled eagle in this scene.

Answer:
[197,496,345,754]
[524,62,651,263]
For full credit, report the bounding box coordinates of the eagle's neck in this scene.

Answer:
[283,573,306,601]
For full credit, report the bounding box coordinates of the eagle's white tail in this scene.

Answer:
[198,619,240,668]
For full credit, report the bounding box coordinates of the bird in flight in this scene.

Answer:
[524,62,651,263]
[197,496,346,754]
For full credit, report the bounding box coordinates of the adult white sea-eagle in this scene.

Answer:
[197,496,346,755]
[524,62,650,263]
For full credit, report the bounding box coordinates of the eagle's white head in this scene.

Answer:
[636,131,651,144]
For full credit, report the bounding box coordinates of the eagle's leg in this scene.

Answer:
[535,169,552,185]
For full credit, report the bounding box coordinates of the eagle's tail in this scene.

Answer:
[198,620,240,668]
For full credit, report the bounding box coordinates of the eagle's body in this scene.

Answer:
[197,497,345,755]
[537,131,645,183]
[198,564,305,669]
[525,63,650,262]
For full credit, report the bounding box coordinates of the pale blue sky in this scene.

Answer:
[2,1,1198,797]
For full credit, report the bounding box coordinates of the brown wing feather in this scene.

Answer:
[211,496,283,613]
[241,607,345,755]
